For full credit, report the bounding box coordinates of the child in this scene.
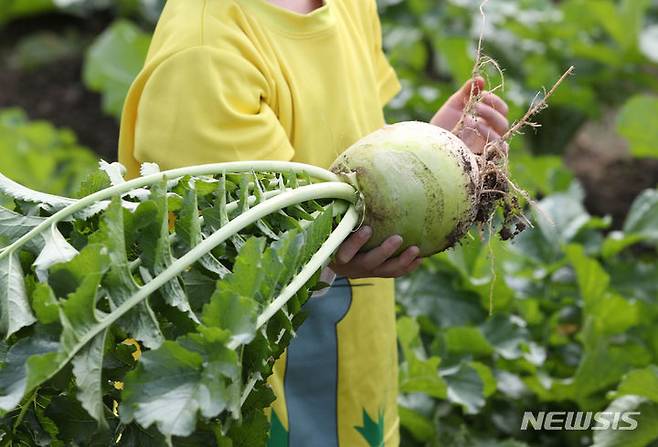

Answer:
[118,0,509,445]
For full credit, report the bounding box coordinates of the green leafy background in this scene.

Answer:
[0,0,657,446]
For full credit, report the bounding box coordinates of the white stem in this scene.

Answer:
[228,206,359,409]
[254,206,359,331]
[240,375,260,407]
[26,182,355,395]
[0,161,339,260]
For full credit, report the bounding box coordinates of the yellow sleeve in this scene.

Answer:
[367,0,401,107]
[132,46,295,171]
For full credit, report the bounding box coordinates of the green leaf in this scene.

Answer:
[591,396,658,447]
[44,394,111,446]
[442,363,485,414]
[481,315,528,360]
[91,198,163,349]
[396,266,485,328]
[591,293,639,335]
[74,169,111,199]
[398,405,435,443]
[434,35,473,84]
[565,244,639,335]
[601,232,647,259]
[534,185,595,247]
[443,327,493,356]
[397,317,446,398]
[32,226,79,281]
[0,206,46,250]
[565,244,609,310]
[469,361,497,398]
[589,1,630,48]
[202,238,263,345]
[32,282,60,324]
[120,327,240,439]
[0,109,97,198]
[0,252,36,339]
[71,330,109,428]
[1,244,114,416]
[623,189,658,243]
[617,95,658,158]
[0,336,58,413]
[570,336,651,401]
[203,207,333,346]
[175,183,230,277]
[83,20,151,120]
[614,365,658,403]
[135,181,195,319]
[115,423,167,447]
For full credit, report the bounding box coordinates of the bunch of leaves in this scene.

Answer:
[395,154,658,446]
[0,109,98,207]
[0,162,351,446]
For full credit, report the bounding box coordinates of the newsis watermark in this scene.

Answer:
[520,411,640,431]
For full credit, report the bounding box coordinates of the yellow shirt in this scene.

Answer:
[118,0,401,445]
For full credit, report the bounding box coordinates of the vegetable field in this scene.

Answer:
[0,1,657,446]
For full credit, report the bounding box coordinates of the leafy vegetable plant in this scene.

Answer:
[0,160,358,445]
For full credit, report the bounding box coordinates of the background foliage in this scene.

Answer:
[0,0,657,446]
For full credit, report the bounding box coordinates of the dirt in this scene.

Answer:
[0,13,119,162]
[565,110,658,229]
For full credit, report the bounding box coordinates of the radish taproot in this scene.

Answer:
[331,121,482,256]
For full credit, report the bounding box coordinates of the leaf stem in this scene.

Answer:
[251,206,360,332]
[27,182,356,393]
[12,387,37,433]
[0,162,340,261]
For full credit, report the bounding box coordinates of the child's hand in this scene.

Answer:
[329,226,423,279]
[430,77,510,155]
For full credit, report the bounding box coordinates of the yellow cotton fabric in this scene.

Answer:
[119,0,401,445]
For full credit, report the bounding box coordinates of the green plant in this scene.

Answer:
[0,160,360,445]
[396,177,658,446]
[0,109,98,203]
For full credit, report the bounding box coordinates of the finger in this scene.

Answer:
[476,103,509,136]
[481,91,509,115]
[375,246,420,277]
[463,117,501,144]
[335,226,372,264]
[360,235,404,270]
[404,257,423,275]
[448,77,485,107]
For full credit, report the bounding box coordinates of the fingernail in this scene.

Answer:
[390,235,403,246]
